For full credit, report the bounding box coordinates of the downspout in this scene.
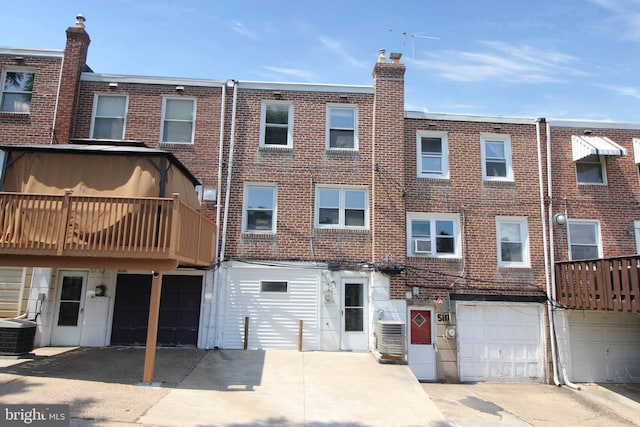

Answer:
[536,118,560,386]
[545,121,579,390]
[50,55,65,144]
[206,81,227,348]
[216,80,238,347]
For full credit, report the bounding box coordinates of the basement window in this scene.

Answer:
[260,281,288,293]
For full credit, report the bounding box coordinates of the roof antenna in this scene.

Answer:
[389,29,440,59]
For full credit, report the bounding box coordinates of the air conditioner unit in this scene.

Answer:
[376,320,406,362]
[414,239,431,254]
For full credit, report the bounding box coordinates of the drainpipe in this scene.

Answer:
[536,118,560,386]
[545,121,579,389]
[50,56,65,144]
[216,79,238,346]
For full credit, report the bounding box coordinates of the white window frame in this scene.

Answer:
[496,216,530,268]
[576,154,607,185]
[567,219,602,260]
[407,212,461,258]
[635,220,640,255]
[315,185,369,230]
[0,68,35,114]
[160,96,196,144]
[90,93,128,140]
[481,133,513,181]
[242,183,278,234]
[417,130,449,179]
[326,104,358,151]
[259,101,293,148]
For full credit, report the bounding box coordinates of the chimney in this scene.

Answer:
[53,15,91,144]
[377,49,386,63]
[389,52,402,64]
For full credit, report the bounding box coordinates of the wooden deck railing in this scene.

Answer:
[555,255,639,313]
[0,192,215,267]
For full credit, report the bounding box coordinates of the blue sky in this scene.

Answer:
[2,0,640,122]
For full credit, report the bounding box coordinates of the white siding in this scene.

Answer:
[457,303,545,382]
[568,311,640,383]
[0,267,25,318]
[222,267,319,350]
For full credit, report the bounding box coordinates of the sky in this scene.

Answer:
[2,0,640,122]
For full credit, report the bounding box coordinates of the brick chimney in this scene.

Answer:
[371,51,406,299]
[53,15,90,144]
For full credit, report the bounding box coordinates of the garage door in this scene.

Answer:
[222,267,318,350]
[568,311,640,382]
[457,303,544,382]
[111,274,202,347]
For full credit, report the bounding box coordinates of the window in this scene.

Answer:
[481,134,513,181]
[635,220,640,255]
[496,217,529,267]
[161,97,196,143]
[243,184,277,233]
[316,186,368,229]
[407,213,461,258]
[1,69,34,113]
[576,154,606,184]
[567,220,601,260]
[327,105,358,150]
[417,131,448,178]
[260,281,288,293]
[260,101,293,147]
[91,94,127,139]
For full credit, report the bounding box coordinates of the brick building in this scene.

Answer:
[1,17,639,383]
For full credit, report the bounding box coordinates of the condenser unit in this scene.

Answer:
[376,320,406,362]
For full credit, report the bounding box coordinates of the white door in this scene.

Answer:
[408,307,436,381]
[51,271,88,346]
[457,303,544,382]
[568,311,640,382]
[341,280,368,351]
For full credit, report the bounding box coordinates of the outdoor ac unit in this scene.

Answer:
[376,320,406,362]
[414,239,431,254]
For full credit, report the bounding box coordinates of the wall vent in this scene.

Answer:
[376,320,406,362]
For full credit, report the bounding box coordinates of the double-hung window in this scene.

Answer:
[407,213,460,258]
[417,131,448,178]
[481,134,513,181]
[161,97,196,144]
[576,154,606,184]
[567,220,601,260]
[260,101,293,147]
[496,217,529,267]
[243,184,277,233]
[91,94,127,139]
[1,69,34,113]
[316,186,368,229]
[327,105,358,150]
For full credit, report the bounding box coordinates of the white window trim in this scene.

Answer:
[242,183,278,234]
[567,219,602,260]
[496,216,530,268]
[481,133,513,182]
[635,220,640,255]
[89,93,128,140]
[160,96,196,144]
[326,104,359,151]
[576,154,608,185]
[259,100,293,148]
[406,212,461,258]
[417,130,449,179]
[315,185,369,230]
[0,67,35,114]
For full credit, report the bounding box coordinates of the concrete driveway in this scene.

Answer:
[422,382,640,426]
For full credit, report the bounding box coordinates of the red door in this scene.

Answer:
[410,309,431,345]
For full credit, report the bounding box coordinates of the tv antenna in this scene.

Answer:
[390,30,440,59]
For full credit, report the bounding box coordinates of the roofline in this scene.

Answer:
[0,47,64,58]
[82,73,373,93]
[0,143,200,185]
[405,111,538,125]
[547,119,640,130]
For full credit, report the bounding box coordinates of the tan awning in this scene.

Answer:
[571,135,627,161]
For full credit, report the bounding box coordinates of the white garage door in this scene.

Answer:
[222,267,318,350]
[457,303,544,382]
[568,311,640,383]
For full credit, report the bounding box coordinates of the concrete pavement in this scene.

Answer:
[0,347,447,427]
